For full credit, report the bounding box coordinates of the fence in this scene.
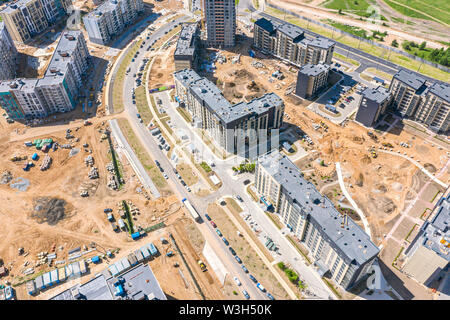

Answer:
[266,1,450,74]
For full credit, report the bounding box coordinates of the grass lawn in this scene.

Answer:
[333,52,360,66]
[117,118,170,193]
[113,40,142,113]
[365,67,392,80]
[383,0,450,25]
[176,162,199,186]
[135,85,153,124]
[225,197,244,214]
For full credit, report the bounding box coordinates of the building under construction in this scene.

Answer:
[255,149,379,290]
[203,0,236,48]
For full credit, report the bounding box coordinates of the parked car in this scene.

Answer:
[241,265,249,273]
[204,214,211,221]
[210,221,217,228]
[163,173,168,179]
[267,293,275,300]
[216,229,222,237]
[104,208,112,213]
[159,167,164,173]
[233,276,241,286]
[235,256,242,264]
[235,195,243,202]
[249,274,257,283]
[186,186,191,192]
[242,290,250,300]
[155,160,160,166]
[173,168,178,174]
[229,247,236,256]
[256,283,266,292]
[222,237,229,246]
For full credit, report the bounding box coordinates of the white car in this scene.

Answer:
[233,276,241,286]
[163,173,168,179]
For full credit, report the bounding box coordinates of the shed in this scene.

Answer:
[140,246,151,259]
[50,269,59,284]
[115,260,125,274]
[91,256,100,264]
[31,153,38,160]
[35,275,44,290]
[134,249,144,262]
[26,280,36,295]
[121,257,131,270]
[43,272,52,287]
[108,264,119,276]
[71,261,81,276]
[57,268,66,282]
[79,260,87,274]
[128,253,138,266]
[65,264,74,279]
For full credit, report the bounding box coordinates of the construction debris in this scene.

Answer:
[69,148,80,157]
[0,171,13,184]
[31,197,67,225]
[88,167,99,179]
[107,175,118,190]
[251,61,265,69]
[231,54,241,64]
[60,144,73,149]
[40,155,52,170]
[84,155,94,166]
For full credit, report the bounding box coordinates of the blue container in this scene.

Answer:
[131,232,141,240]
[91,256,100,264]
[31,153,38,160]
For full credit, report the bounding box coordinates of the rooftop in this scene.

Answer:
[362,86,391,104]
[429,82,450,103]
[51,263,166,300]
[393,69,427,92]
[277,23,304,42]
[254,17,275,34]
[174,23,198,57]
[86,0,120,19]
[258,150,379,265]
[1,0,36,14]
[299,63,330,77]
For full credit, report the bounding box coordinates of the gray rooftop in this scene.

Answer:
[86,0,120,19]
[299,63,330,77]
[1,0,34,14]
[258,150,379,265]
[277,23,304,42]
[393,69,427,91]
[50,263,166,300]
[174,23,198,57]
[301,36,335,49]
[419,194,450,261]
[429,82,450,103]
[362,86,391,104]
[174,68,202,88]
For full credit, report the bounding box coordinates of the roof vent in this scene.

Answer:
[60,51,69,57]
[50,68,59,73]
[65,34,75,41]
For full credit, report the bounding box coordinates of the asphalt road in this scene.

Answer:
[108,12,268,300]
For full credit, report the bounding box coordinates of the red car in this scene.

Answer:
[210,221,217,228]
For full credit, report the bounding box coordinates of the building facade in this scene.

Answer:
[355,86,392,127]
[83,0,144,45]
[0,30,90,120]
[204,0,236,48]
[174,22,200,72]
[0,0,71,43]
[402,193,449,286]
[0,22,18,81]
[253,18,334,68]
[174,69,284,155]
[255,150,379,290]
[295,63,330,99]
[388,69,449,133]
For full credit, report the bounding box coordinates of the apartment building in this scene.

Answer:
[174,23,200,72]
[414,83,449,133]
[204,0,236,48]
[253,18,335,67]
[295,63,330,99]
[355,86,392,127]
[83,0,144,45]
[255,150,379,290]
[388,69,449,133]
[402,193,449,287]
[0,30,90,119]
[174,69,284,155]
[0,22,18,81]
[0,0,71,43]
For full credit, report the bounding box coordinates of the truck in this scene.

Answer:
[118,219,126,230]
[256,283,266,292]
[181,198,201,223]
[24,141,33,147]
[23,161,33,171]
[107,213,114,222]
[148,243,158,256]
[166,251,174,257]
[136,113,141,119]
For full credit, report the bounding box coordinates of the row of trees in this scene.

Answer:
[395,40,450,67]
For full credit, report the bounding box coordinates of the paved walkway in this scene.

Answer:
[336,162,372,238]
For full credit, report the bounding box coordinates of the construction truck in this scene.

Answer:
[84,120,92,126]
[197,260,207,272]
[367,131,378,142]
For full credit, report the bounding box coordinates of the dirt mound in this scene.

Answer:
[355,173,364,187]
[31,197,69,225]
[375,196,396,214]
[234,69,252,79]
[0,171,13,184]
[375,184,387,193]
[350,135,364,144]
[361,155,372,164]
[391,182,403,192]
[424,163,437,173]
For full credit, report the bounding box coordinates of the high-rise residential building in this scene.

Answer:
[174,22,200,72]
[414,82,449,133]
[83,0,144,45]
[253,18,335,67]
[402,193,449,286]
[204,0,236,48]
[295,63,330,99]
[0,30,90,120]
[355,86,392,127]
[174,69,284,155]
[0,0,72,43]
[255,150,379,290]
[0,22,18,81]
[388,69,449,133]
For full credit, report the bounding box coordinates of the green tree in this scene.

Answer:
[419,41,427,50]
[338,9,342,14]
[391,39,399,47]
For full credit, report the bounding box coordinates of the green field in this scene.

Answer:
[383,0,449,24]
[322,0,381,18]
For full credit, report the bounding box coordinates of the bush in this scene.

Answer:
[233,290,238,295]
[277,262,286,270]
[391,39,399,48]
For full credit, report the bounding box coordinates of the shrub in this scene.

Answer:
[277,262,286,270]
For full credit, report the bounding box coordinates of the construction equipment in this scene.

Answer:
[197,260,207,272]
